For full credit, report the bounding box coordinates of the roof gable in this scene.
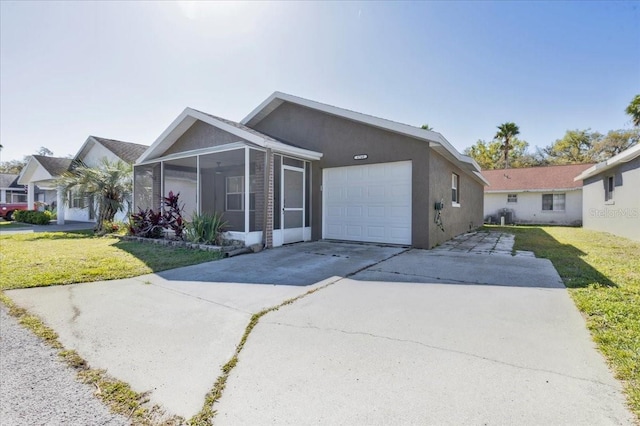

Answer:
[137,107,322,163]
[241,91,485,184]
[482,164,594,192]
[17,155,72,185]
[0,173,20,189]
[75,136,148,165]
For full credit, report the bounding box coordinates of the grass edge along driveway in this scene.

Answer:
[0,230,223,424]
[499,225,639,421]
[0,231,222,290]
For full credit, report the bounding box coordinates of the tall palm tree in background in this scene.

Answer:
[626,94,640,127]
[495,122,520,169]
[59,158,132,232]
[421,124,434,131]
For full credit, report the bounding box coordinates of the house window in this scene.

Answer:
[507,194,518,203]
[226,176,244,211]
[605,175,614,202]
[542,193,565,211]
[69,191,86,209]
[226,176,256,211]
[452,173,460,205]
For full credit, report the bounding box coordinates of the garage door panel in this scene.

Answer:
[346,206,363,218]
[323,161,411,245]
[367,206,385,218]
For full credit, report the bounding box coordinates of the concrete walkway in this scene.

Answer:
[433,230,535,257]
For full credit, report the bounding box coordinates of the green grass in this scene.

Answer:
[0,231,222,290]
[499,225,640,420]
[0,220,32,230]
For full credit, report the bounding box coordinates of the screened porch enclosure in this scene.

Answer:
[132,144,318,247]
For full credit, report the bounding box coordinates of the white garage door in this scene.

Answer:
[323,161,412,245]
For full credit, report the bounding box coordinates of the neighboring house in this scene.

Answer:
[18,136,147,224]
[575,144,640,241]
[135,92,487,249]
[17,155,72,224]
[0,173,27,204]
[482,164,593,225]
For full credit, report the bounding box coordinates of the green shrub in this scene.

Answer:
[13,210,51,225]
[185,212,227,245]
[96,220,128,236]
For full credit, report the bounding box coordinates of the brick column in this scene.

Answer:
[264,149,274,248]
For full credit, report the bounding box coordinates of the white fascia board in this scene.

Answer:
[138,107,278,164]
[574,144,640,181]
[472,171,490,186]
[73,136,96,162]
[17,156,53,185]
[485,187,582,194]
[137,109,197,163]
[243,91,478,172]
[265,141,323,161]
[136,142,250,166]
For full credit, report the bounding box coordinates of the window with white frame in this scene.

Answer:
[605,175,614,202]
[452,173,460,205]
[542,193,565,211]
[507,194,518,203]
[69,191,86,209]
[226,176,256,211]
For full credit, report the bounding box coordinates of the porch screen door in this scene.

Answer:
[282,165,305,244]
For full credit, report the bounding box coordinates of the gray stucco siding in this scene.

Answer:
[162,121,251,156]
[582,156,640,241]
[428,151,484,248]
[251,102,433,248]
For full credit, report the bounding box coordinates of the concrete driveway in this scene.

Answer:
[5,241,404,419]
[6,237,635,424]
[215,247,634,425]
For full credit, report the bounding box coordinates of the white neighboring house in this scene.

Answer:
[575,144,640,241]
[17,156,72,224]
[18,136,148,225]
[0,173,28,204]
[482,163,593,225]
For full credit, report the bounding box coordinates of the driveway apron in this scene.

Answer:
[215,248,635,425]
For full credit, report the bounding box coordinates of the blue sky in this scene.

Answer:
[1,1,638,162]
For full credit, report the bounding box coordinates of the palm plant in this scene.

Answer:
[58,158,132,233]
[626,94,640,127]
[495,122,520,169]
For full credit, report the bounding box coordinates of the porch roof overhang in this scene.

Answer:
[574,144,640,181]
[242,91,487,186]
[137,107,323,164]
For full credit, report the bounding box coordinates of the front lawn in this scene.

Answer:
[502,226,640,420]
[0,231,222,290]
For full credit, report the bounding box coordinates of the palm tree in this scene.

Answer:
[59,158,132,232]
[421,124,434,131]
[495,122,520,169]
[626,94,640,127]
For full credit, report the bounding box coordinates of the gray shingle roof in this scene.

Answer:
[191,109,284,144]
[33,155,73,177]
[91,136,148,164]
[0,173,20,188]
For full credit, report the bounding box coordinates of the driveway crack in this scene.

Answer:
[263,321,619,390]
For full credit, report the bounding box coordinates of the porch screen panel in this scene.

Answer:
[134,164,161,212]
[250,149,266,232]
[199,149,245,232]
[163,157,197,221]
[273,155,282,229]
